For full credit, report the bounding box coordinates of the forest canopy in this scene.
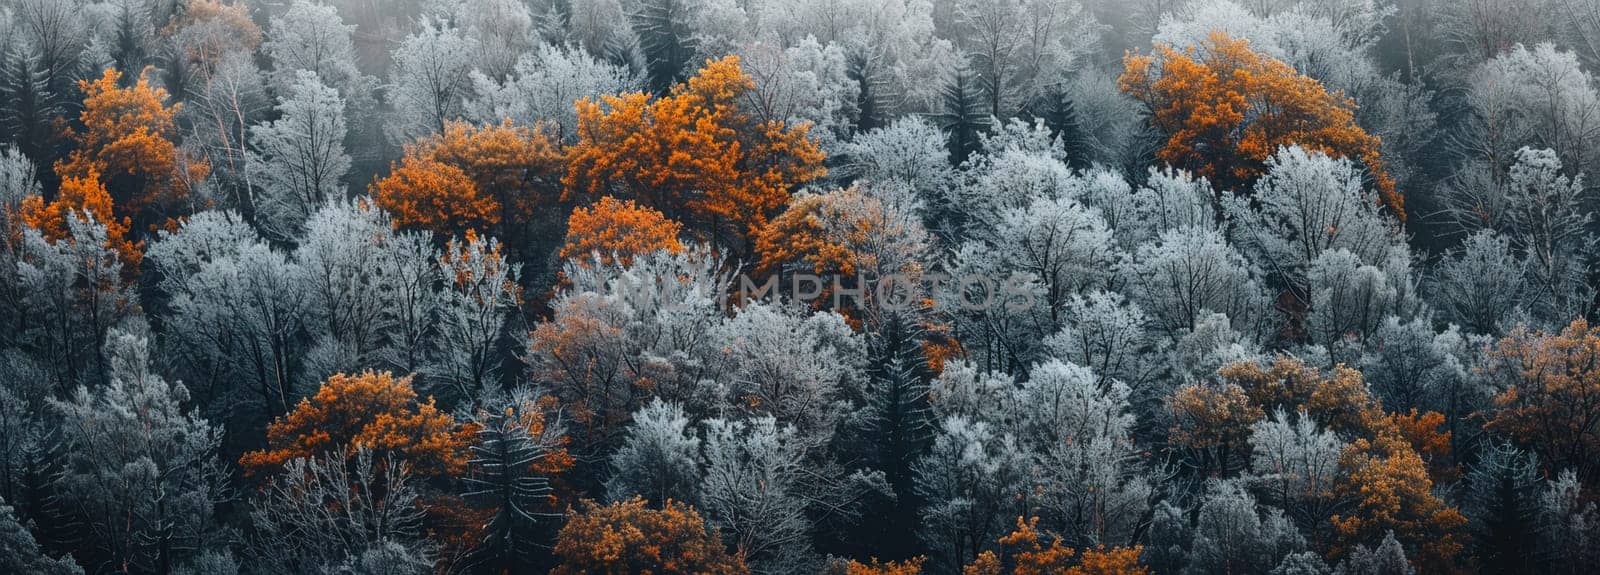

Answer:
[1,0,1600,574]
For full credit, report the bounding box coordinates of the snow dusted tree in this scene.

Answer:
[529,249,729,459]
[467,44,637,142]
[913,416,1031,571]
[16,215,136,390]
[429,230,521,401]
[988,195,1119,331]
[1305,249,1400,358]
[150,212,309,416]
[1185,480,1306,575]
[698,416,818,574]
[387,16,477,143]
[294,200,396,381]
[264,0,368,99]
[734,37,859,144]
[1044,290,1158,391]
[1430,231,1524,336]
[1249,409,1346,535]
[838,116,953,212]
[1340,531,1414,575]
[606,399,702,506]
[1130,226,1271,339]
[248,71,350,239]
[1460,43,1600,175]
[1227,146,1402,290]
[443,0,537,81]
[1498,148,1593,325]
[464,385,571,573]
[52,329,228,574]
[710,302,864,441]
[1019,360,1152,546]
[0,499,80,575]
[247,448,434,574]
[182,53,269,214]
[1539,470,1600,574]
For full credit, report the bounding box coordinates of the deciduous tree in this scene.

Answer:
[1120,31,1400,217]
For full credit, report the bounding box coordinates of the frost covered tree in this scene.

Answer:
[1463,442,1543,574]
[52,329,228,574]
[913,416,1031,571]
[1227,146,1401,291]
[0,499,80,575]
[1130,226,1270,339]
[1249,409,1345,535]
[1430,231,1524,335]
[247,448,433,574]
[247,71,349,238]
[387,17,477,143]
[606,399,702,506]
[1185,480,1305,575]
[16,215,136,390]
[467,44,637,142]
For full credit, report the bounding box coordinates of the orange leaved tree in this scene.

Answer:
[27,68,209,264]
[1485,318,1600,484]
[239,370,477,478]
[1119,31,1401,218]
[373,119,562,236]
[551,497,749,575]
[564,55,826,258]
[559,196,684,266]
[964,517,1148,575]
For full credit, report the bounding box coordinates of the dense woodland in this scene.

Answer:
[1,0,1599,573]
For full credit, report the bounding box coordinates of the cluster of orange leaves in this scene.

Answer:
[1214,358,1466,571]
[964,517,1148,575]
[373,120,561,235]
[551,497,749,575]
[1119,31,1402,218]
[23,68,208,264]
[564,55,825,254]
[1486,318,1600,483]
[239,371,477,478]
[560,196,685,266]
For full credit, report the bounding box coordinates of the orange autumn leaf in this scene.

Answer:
[239,371,476,479]
[1485,318,1600,484]
[551,497,749,575]
[965,517,1148,575]
[372,157,497,234]
[564,56,825,256]
[373,119,561,235]
[30,67,208,264]
[1119,31,1401,218]
[847,556,926,575]
[560,196,684,266]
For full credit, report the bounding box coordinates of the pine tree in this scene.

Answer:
[630,0,698,93]
[1465,443,1543,574]
[938,57,991,166]
[853,312,933,559]
[464,389,571,573]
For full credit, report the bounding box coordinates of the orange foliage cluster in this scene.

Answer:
[551,497,749,575]
[1486,319,1600,483]
[1120,31,1402,218]
[847,556,926,575]
[239,371,477,478]
[373,120,561,235]
[560,196,685,266]
[564,56,826,255]
[1168,381,1264,475]
[1214,358,1466,570]
[965,517,1148,575]
[24,68,208,264]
